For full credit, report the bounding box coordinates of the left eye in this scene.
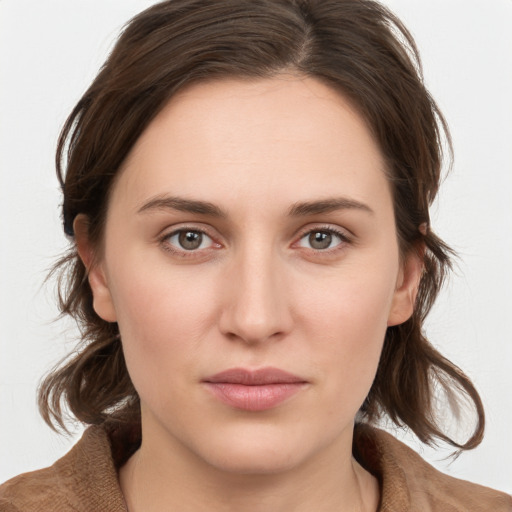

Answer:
[298,230,344,250]
[166,230,214,251]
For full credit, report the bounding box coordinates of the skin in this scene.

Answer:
[75,75,422,512]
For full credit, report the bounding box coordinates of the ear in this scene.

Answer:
[73,214,117,323]
[387,245,424,327]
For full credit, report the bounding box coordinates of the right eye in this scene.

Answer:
[164,229,215,252]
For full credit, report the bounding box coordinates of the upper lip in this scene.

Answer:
[204,367,307,385]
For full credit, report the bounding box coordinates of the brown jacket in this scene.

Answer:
[0,422,510,511]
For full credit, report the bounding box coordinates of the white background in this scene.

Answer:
[0,0,511,493]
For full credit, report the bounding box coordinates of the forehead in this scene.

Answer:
[113,76,390,215]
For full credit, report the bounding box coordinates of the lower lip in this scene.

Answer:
[204,382,306,411]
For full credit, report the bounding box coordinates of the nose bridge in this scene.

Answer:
[221,240,291,343]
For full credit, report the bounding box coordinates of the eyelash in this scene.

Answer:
[159,226,219,257]
[158,225,351,258]
[295,226,351,252]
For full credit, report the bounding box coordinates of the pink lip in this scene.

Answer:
[203,367,308,411]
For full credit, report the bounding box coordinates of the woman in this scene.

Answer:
[0,0,510,510]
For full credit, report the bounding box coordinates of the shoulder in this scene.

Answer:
[0,464,65,512]
[0,424,130,512]
[354,424,512,512]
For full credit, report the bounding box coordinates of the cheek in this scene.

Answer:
[299,256,397,339]
[295,258,398,399]
[105,228,399,422]
[105,253,222,386]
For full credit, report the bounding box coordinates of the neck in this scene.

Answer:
[119,421,379,512]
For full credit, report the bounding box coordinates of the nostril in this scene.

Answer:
[222,326,288,345]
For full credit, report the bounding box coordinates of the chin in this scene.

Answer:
[187,422,328,476]
[203,443,304,475]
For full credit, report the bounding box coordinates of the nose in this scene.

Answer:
[218,247,293,344]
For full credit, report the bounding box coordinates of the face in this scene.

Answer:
[78,76,421,474]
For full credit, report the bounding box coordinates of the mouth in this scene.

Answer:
[202,367,308,411]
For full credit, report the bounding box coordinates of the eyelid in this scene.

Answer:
[158,224,222,256]
[292,224,353,251]
[156,222,353,259]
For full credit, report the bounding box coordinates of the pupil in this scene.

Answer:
[179,231,202,250]
[309,231,331,250]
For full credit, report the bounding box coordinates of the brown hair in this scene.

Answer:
[39,0,484,450]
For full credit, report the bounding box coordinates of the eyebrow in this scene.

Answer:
[287,197,374,217]
[137,194,374,218]
[137,195,226,217]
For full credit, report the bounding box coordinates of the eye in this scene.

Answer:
[165,229,215,251]
[297,229,346,250]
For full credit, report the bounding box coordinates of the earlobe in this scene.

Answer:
[73,215,117,323]
[387,247,424,327]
